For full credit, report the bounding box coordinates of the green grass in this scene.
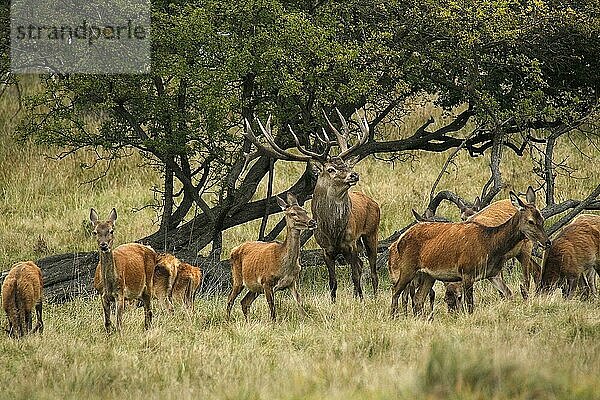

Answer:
[1,81,600,399]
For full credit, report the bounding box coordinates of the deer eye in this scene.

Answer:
[327,168,335,173]
[109,229,114,234]
[528,220,535,225]
[92,231,97,235]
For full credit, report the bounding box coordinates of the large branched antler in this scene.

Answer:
[323,108,369,159]
[243,116,313,162]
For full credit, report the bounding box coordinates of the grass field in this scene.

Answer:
[1,81,599,399]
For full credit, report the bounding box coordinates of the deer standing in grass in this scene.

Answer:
[227,193,316,321]
[172,262,202,309]
[90,208,156,332]
[2,261,43,338]
[538,214,600,299]
[243,110,380,302]
[460,198,541,299]
[389,188,550,316]
[153,253,180,312]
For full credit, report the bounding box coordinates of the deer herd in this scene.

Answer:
[2,110,600,338]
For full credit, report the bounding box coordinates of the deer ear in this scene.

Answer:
[310,160,323,176]
[108,208,117,224]
[286,192,299,206]
[346,156,360,167]
[510,191,526,210]
[276,196,288,210]
[90,208,99,225]
[412,209,423,222]
[473,196,482,210]
[525,186,536,205]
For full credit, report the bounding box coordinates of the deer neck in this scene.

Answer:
[312,181,351,241]
[280,227,302,276]
[99,249,118,292]
[484,212,525,260]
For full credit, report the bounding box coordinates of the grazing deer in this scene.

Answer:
[90,208,157,332]
[243,110,380,302]
[389,187,550,317]
[538,214,600,299]
[2,261,43,338]
[172,262,202,309]
[153,253,180,312]
[227,193,317,321]
[460,198,542,299]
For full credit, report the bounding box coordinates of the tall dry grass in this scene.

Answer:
[0,80,599,399]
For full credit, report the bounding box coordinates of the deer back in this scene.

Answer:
[2,261,43,333]
[94,243,157,296]
[541,217,600,288]
[467,199,516,227]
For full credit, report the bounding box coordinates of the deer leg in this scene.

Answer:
[413,275,435,317]
[324,251,338,303]
[488,273,513,299]
[141,290,153,330]
[102,293,113,333]
[291,281,308,316]
[563,276,577,300]
[428,287,436,314]
[264,283,277,322]
[33,301,43,334]
[363,233,379,295]
[115,294,125,332]
[343,248,363,300]
[240,291,259,322]
[226,283,244,320]
[517,251,531,300]
[391,272,416,318]
[401,282,412,315]
[463,277,475,313]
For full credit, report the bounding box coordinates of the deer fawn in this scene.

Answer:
[2,261,43,338]
[172,262,202,309]
[538,214,599,299]
[90,208,157,332]
[153,253,180,312]
[243,109,380,302]
[460,198,542,299]
[227,193,316,321]
[389,188,550,317]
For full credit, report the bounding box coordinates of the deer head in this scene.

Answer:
[90,208,117,253]
[276,193,317,231]
[510,187,550,248]
[459,196,482,221]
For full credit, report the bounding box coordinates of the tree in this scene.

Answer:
[18,0,600,268]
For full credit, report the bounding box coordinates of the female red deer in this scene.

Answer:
[2,261,43,338]
[389,188,550,316]
[172,262,202,309]
[460,198,541,299]
[538,214,599,298]
[226,193,316,321]
[153,253,180,312]
[243,110,380,302]
[90,208,157,332]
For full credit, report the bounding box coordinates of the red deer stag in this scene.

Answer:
[2,261,43,338]
[90,208,157,332]
[389,188,550,317]
[538,214,599,299]
[172,262,202,309]
[243,110,380,302]
[460,198,542,299]
[227,193,316,321]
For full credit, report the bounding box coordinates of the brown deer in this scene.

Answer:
[243,110,380,302]
[226,193,317,321]
[153,253,180,312]
[2,261,43,338]
[409,209,508,313]
[460,198,542,299]
[90,208,157,332]
[389,188,550,317]
[538,214,600,299]
[172,262,202,309]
